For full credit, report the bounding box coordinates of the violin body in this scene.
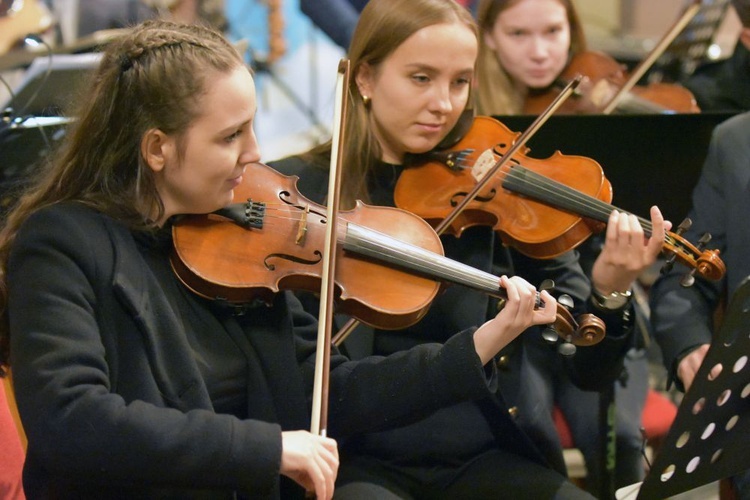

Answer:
[523,51,700,115]
[171,162,605,345]
[172,162,441,330]
[396,116,612,259]
[395,115,725,282]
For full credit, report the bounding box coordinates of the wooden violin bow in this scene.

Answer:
[311,59,350,437]
[601,0,703,114]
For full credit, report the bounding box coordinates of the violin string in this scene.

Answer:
[453,152,637,229]
[468,157,683,250]
[506,165,648,225]
[243,191,680,253]
[236,165,682,261]
[249,208,504,294]
[500,165,687,249]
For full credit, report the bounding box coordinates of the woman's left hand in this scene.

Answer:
[591,205,672,294]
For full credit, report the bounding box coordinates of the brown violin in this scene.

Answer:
[170,161,605,346]
[394,115,725,283]
[526,1,704,115]
[523,50,700,115]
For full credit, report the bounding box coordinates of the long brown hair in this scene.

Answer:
[475,0,586,115]
[301,0,477,208]
[0,19,245,373]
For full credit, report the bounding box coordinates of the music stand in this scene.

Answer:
[0,116,73,216]
[630,275,750,499]
[2,52,101,117]
[656,0,732,81]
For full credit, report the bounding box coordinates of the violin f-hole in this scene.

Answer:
[264,250,323,271]
[451,189,496,207]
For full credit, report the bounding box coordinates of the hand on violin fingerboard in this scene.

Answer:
[473,276,557,365]
[591,206,671,295]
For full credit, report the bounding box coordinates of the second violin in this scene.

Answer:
[523,50,700,115]
[395,115,725,282]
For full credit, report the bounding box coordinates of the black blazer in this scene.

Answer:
[651,111,750,386]
[8,202,497,499]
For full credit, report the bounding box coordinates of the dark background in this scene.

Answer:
[493,112,737,223]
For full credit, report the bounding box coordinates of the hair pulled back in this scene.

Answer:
[0,19,245,372]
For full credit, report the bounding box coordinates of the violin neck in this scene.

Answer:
[342,223,504,297]
[502,165,653,236]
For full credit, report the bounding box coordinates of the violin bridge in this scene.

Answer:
[296,204,309,245]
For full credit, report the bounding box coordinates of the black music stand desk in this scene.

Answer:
[620,275,750,499]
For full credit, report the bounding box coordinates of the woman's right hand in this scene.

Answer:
[280,430,339,499]
[472,275,557,365]
[677,344,713,392]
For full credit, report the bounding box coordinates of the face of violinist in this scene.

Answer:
[484,0,570,91]
[356,22,477,164]
[143,66,261,224]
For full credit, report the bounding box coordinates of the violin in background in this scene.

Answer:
[523,50,700,115]
[524,0,704,115]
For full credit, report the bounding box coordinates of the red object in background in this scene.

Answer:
[553,388,678,450]
[0,380,25,500]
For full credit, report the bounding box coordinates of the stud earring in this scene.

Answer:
[362,95,370,107]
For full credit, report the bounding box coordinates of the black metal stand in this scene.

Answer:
[599,383,617,500]
[634,276,750,499]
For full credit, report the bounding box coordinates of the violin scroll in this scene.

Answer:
[500,279,605,354]
[661,217,726,287]
[546,300,606,356]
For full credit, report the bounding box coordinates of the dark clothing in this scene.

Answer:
[300,0,369,50]
[8,202,497,499]
[570,237,650,494]
[299,0,476,51]
[650,110,750,499]
[650,111,750,381]
[683,42,750,113]
[272,156,637,497]
[334,449,590,500]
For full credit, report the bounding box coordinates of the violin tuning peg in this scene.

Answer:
[558,293,574,310]
[538,279,555,292]
[676,218,692,235]
[541,326,559,345]
[660,254,677,275]
[698,232,712,248]
[558,342,576,357]
[680,270,696,288]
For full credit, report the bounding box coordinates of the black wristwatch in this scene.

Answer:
[591,288,632,311]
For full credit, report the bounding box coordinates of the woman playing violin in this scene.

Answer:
[475,0,586,116]
[272,0,669,497]
[475,0,665,493]
[475,0,698,116]
[0,19,562,499]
